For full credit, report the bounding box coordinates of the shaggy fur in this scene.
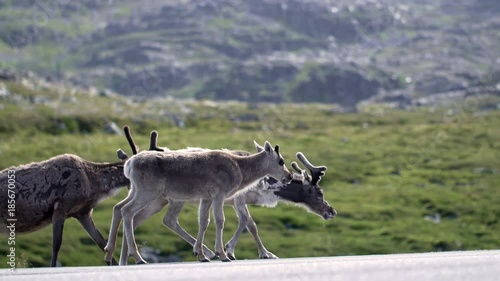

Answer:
[0,154,129,266]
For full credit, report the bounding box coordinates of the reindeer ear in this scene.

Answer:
[253,140,265,152]
[116,149,129,161]
[264,141,273,153]
[291,162,302,173]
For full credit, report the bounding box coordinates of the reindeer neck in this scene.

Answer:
[233,151,270,188]
[87,161,129,193]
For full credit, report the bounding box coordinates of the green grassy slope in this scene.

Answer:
[0,80,499,267]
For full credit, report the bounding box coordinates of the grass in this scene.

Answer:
[0,78,499,267]
[0,39,13,53]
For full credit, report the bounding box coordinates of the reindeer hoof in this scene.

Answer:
[265,256,279,259]
[260,253,279,259]
[105,259,119,266]
[221,258,232,262]
[227,254,236,261]
[137,260,148,265]
[195,251,211,262]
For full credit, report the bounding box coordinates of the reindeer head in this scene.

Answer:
[254,141,293,184]
[273,152,336,220]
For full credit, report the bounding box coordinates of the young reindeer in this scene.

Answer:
[109,127,250,264]
[0,155,129,267]
[106,136,293,264]
[110,128,335,262]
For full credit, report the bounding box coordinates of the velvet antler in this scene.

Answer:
[124,125,139,155]
[149,130,165,152]
[296,152,327,185]
[291,161,312,182]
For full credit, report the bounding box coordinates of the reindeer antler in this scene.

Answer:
[291,161,312,182]
[296,152,327,185]
[291,162,302,173]
[124,125,164,156]
[149,130,165,152]
[124,125,139,155]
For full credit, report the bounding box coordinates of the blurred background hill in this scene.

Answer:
[0,0,499,109]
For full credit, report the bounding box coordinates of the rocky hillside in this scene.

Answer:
[0,0,499,109]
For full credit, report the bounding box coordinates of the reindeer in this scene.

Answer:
[224,151,336,260]
[105,135,293,264]
[0,155,129,267]
[107,127,335,263]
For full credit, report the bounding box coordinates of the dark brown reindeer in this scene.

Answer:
[0,154,129,267]
[108,127,335,263]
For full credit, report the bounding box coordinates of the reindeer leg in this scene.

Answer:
[194,199,212,262]
[212,196,230,262]
[163,200,217,259]
[119,232,128,265]
[105,187,135,264]
[246,216,278,259]
[77,212,118,265]
[225,197,250,260]
[121,192,154,265]
[51,209,66,267]
[119,198,168,265]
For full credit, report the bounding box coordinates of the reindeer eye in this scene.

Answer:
[278,159,284,166]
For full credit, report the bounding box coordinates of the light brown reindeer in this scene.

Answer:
[107,127,335,264]
[105,132,293,264]
[0,155,129,267]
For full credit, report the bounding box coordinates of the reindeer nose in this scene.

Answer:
[324,207,337,220]
[330,208,337,218]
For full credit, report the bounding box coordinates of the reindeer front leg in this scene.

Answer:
[212,196,231,262]
[77,212,118,265]
[225,196,250,260]
[246,216,278,259]
[51,208,66,267]
[162,200,217,259]
[194,199,212,262]
[105,190,135,265]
